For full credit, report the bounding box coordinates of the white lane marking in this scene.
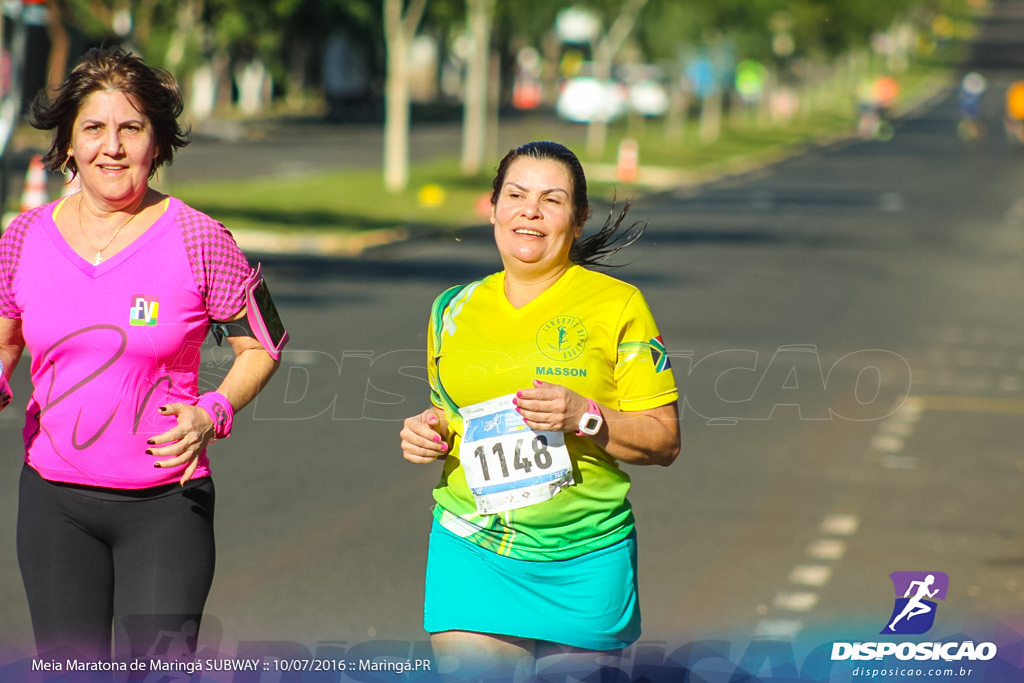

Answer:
[774,591,820,612]
[790,565,834,587]
[821,514,859,536]
[754,619,804,640]
[879,420,914,437]
[898,396,926,417]
[870,434,904,453]
[806,539,847,560]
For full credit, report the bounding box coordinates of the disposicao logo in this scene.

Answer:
[831,570,998,663]
[881,571,948,635]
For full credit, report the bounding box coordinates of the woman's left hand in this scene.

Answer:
[147,403,216,485]
[512,379,589,433]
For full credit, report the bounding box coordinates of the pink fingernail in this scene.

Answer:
[516,391,523,398]
[512,397,518,405]
[433,434,441,443]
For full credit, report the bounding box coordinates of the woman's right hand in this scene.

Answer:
[401,407,449,464]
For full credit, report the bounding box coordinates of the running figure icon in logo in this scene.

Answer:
[881,571,949,635]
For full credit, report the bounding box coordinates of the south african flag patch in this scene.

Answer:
[649,335,670,372]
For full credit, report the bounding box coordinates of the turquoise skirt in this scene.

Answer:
[423,517,640,650]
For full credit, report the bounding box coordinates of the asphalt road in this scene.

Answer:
[3,5,1024,682]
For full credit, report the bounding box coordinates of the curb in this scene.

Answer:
[229,226,409,257]
[0,211,411,259]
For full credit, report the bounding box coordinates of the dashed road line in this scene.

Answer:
[753,619,804,640]
[751,399,918,639]
[754,517,859,639]
[867,398,925,469]
[805,539,847,561]
[750,378,1023,641]
[789,565,833,587]
[773,592,820,612]
[820,514,859,536]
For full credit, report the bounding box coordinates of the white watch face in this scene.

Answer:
[579,413,603,435]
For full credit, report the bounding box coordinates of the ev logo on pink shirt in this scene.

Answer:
[129,295,160,326]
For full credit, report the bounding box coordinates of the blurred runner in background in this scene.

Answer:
[957,71,987,141]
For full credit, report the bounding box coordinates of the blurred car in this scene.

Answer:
[620,64,670,117]
[555,75,628,123]
[627,78,669,117]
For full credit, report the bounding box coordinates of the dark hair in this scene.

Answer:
[490,141,645,267]
[28,46,190,178]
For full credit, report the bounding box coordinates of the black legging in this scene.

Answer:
[16,464,216,662]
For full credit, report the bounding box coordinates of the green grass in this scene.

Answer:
[173,159,494,234]
[168,57,956,237]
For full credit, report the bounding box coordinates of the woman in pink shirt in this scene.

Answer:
[0,47,284,663]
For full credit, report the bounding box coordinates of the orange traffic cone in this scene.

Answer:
[20,154,49,212]
[616,138,639,183]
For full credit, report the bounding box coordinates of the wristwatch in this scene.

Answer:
[576,399,604,436]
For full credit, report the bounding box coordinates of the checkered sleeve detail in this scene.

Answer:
[0,207,43,319]
[175,201,251,321]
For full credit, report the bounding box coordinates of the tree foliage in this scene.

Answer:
[638,0,968,65]
[51,0,967,109]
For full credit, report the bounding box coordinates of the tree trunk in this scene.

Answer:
[486,50,500,163]
[235,59,268,115]
[132,0,161,49]
[0,4,27,213]
[189,63,217,120]
[460,0,495,176]
[286,40,310,111]
[584,0,650,159]
[383,0,428,193]
[664,80,689,144]
[698,89,722,144]
[45,0,71,95]
[165,0,204,79]
[384,35,411,192]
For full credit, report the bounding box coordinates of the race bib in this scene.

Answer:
[459,394,575,515]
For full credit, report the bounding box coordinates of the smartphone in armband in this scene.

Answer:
[211,264,289,360]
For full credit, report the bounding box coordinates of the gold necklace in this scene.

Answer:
[78,195,143,265]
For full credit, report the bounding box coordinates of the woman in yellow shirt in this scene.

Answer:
[400,141,680,680]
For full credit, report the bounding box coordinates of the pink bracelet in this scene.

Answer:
[0,360,11,409]
[196,392,234,440]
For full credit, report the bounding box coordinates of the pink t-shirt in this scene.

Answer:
[0,196,251,488]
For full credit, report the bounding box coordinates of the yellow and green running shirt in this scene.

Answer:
[428,265,678,561]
